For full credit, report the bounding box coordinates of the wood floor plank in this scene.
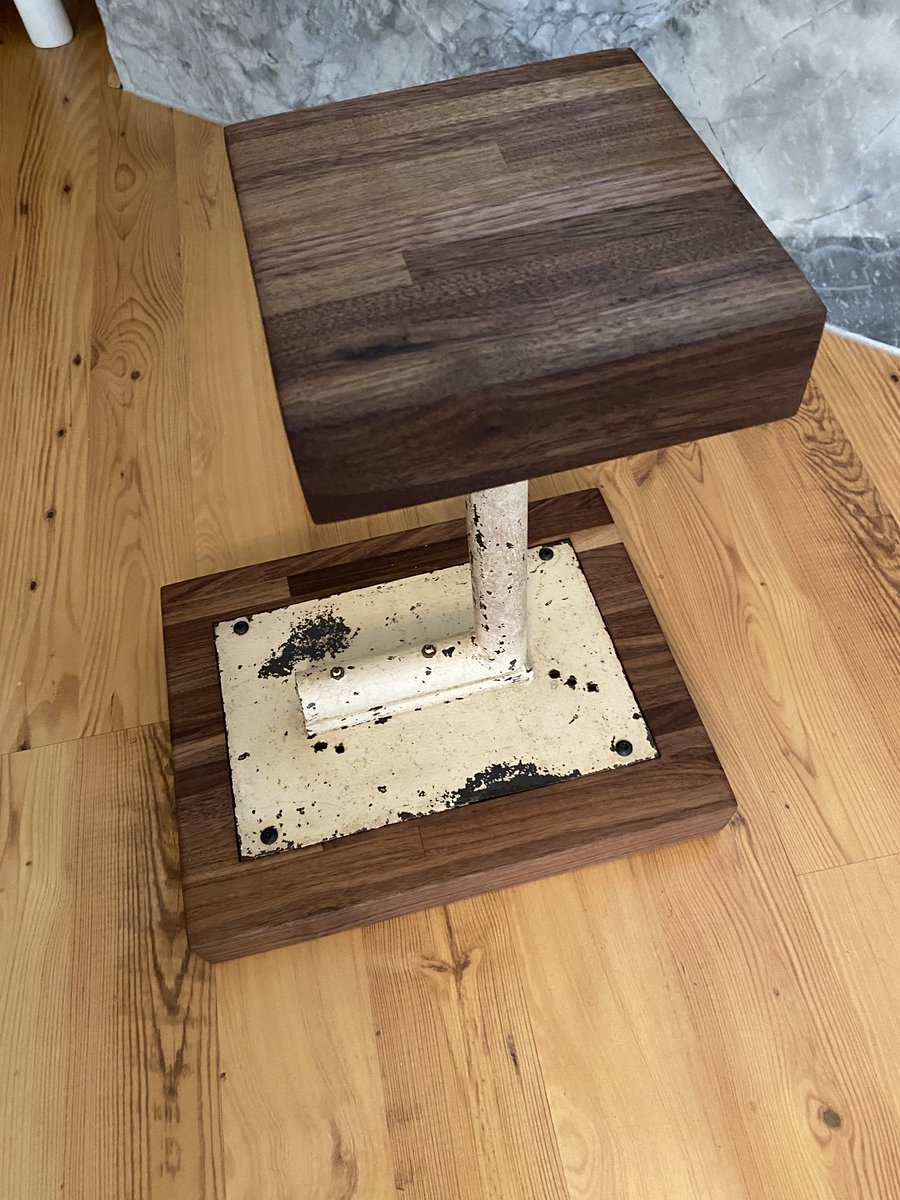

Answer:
[801,856,900,1156]
[363,899,568,1200]
[814,334,900,516]
[3,11,900,1199]
[181,226,310,574]
[595,340,900,873]
[0,6,103,754]
[508,815,900,1199]
[0,14,197,754]
[77,83,196,736]
[173,112,242,235]
[0,724,223,1199]
[215,931,396,1200]
[0,745,78,1197]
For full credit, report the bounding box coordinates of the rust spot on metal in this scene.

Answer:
[259,608,358,678]
[444,760,581,807]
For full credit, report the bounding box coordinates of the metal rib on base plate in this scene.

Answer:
[296,482,532,736]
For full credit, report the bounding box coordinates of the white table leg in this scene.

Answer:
[13,0,73,47]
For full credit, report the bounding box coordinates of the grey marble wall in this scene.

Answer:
[97,0,900,347]
[96,0,672,120]
[642,0,899,347]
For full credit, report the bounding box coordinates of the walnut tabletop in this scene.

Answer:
[225,51,824,523]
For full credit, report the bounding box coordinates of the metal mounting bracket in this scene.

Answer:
[296,482,532,736]
[213,532,656,858]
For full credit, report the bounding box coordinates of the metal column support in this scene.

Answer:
[296,482,532,736]
[467,482,529,669]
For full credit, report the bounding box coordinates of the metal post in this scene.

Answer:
[467,482,528,671]
[296,482,533,735]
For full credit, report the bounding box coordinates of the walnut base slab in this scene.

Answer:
[161,490,736,962]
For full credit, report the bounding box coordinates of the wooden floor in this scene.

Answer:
[2,6,899,1197]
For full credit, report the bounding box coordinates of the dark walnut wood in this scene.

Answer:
[161,491,736,961]
[225,51,825,523]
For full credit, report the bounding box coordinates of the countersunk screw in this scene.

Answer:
[421,644,437,658]
[260,825,278,845]
[538,546,554,561]
[330,665,345,680]
[233,619,249,635]
[614,739,633,757]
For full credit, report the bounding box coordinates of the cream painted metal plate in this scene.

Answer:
[214,541,657,859]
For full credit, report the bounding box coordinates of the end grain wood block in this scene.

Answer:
[226,51,825,522]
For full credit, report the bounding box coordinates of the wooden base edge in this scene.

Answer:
[188,797,735,962]
[161,489,737,962]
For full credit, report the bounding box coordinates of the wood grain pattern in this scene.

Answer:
[597,367,900,876]
[0,8,195,755]
[802,856,900,1156]
[363,898,568,1199]
[0,724,223,1198]
[160,490,735,961]
[78,82,196,735]
[4,11,900,1197]
[215,926,395,1200]
[510,815,900,1199]
[0,10,102,754]
[226,51,825,521]
[815,332,900,517]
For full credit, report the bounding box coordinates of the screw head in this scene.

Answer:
[330,665,345,680]
[260,825,278,845]
[232,619,249,635]
[614,739,633,757]
[421,644,437,658]
[538,546,554,561]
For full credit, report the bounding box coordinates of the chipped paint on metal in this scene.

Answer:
[214,541,657,859]
[467,482,528,665]
[259,608,358,678]
[298,482,530,735]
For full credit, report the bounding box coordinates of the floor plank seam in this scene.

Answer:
[0,719,171,762]
[794,848,900,879]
